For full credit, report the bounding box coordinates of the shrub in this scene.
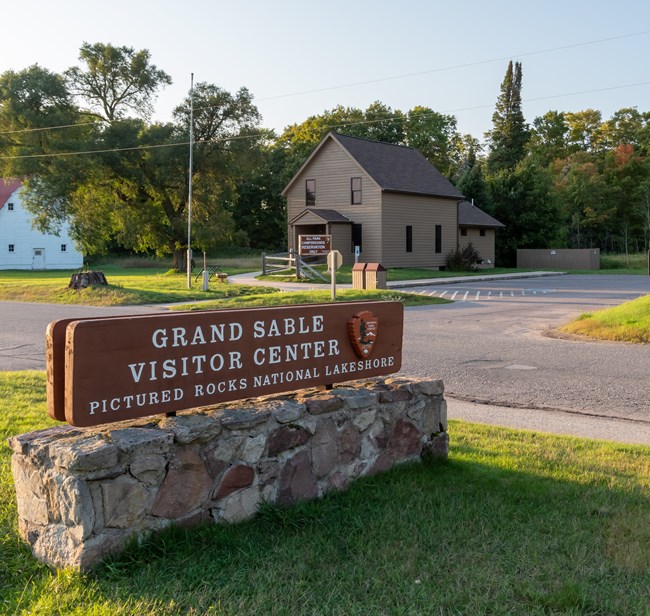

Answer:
[447,243,483,272]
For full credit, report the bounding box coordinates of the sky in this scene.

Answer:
[2,0,650,142]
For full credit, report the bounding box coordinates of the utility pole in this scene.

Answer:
[186,73,194,288]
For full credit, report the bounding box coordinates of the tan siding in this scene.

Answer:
[286,139,382,259]
[381,194,458,268]
[330,224,353,263]
[459,228,497,268]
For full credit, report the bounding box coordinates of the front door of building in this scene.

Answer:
[32,248,45,269]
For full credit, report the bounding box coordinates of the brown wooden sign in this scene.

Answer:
[298,234,331,256]
[50,301,403,427]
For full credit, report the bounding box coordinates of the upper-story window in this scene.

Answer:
[8,244,15,252]
[7,202,14,211]
[351,177,362,204]
[61,244,67,252]
[305,179,316,206]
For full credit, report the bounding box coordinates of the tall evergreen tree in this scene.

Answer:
[486,61,529,173]
[456,143,489,208]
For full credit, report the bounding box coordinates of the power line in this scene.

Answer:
[2,29,648,137]
[254,30,650,102]
[1,79,649,161]
[0,121,100,136]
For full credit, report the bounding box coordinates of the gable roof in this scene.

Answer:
[0,179,23,211]
[282,132,464,199]
[289,208,352,225]
[458,200,504,228]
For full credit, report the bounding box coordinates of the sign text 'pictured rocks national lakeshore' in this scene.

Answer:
[49,301,403,427]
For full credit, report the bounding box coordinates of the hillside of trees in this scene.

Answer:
[1,45,649,267]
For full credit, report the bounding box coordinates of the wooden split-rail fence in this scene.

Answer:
[261,250,328,282]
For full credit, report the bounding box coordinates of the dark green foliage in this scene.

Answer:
[455,144,490,209]
[447,243,483,271]
[229,147,288,250]
[489,160,561,266]
[487,61,529,174]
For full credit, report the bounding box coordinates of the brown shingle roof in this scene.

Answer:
[288,208,351,225]
[332,133,463,199]
[458,200,504,228]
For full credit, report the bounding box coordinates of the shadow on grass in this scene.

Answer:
[4,431,649,615]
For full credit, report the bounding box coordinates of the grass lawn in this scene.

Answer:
[171,289,449,310]
[258,265,527,284]
[1,372,649,615]
[559,293,650,343]
[0,268,446,308]
[0,266,279,306]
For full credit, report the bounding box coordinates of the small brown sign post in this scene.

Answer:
[48,301,403,427]
[298,234,331,256]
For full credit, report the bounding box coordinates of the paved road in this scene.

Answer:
[398,275,650,426]
[0,303,167,371]
[1,274,649,442]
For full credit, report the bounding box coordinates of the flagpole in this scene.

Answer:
[186,73,194,288]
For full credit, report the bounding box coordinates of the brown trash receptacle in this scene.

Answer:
[366,263,387,290]
[352,262,367,289]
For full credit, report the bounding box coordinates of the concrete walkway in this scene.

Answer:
[229,270,565,292]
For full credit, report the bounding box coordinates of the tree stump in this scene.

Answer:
[68,271,108,290]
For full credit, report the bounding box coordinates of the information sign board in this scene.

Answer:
[298,234,331,256]
[50,302,403,427]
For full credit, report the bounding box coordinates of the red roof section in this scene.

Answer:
[0,179,23,210]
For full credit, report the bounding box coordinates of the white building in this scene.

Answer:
[0,179,83,270]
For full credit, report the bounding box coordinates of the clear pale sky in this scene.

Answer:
[2,0,649,141]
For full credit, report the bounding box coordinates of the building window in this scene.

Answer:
[7,202,14,211]
[351,177,362,204]
[61,244,67,252]
[406,226,413,253]
[460,228,467,237]
[351,224,362,253]
[305,179,316,206]
[435,225,442,254]
[8,244,15,252]
[480,228,486,237]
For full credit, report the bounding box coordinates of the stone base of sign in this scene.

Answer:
[9,377,448,571]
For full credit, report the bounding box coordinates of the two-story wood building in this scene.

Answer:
[0,179,83,270]
[282,132,502,268]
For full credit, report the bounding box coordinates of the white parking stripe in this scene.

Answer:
[475,291,481,300]
[450,291,458,300]
[439,291,448,298]
[463,291,469,301]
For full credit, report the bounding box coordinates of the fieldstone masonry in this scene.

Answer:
[9,377,448,570]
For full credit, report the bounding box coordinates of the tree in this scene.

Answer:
[486,61,529,173]
[455,142,489,208]
[551,152,612,249]
[229,145,288,250]
[564,109,604,152]
[489,160,561,266]
[404,106,460,175]
[0,65,84,177]
[65,42,172,121]
[529,110,570,165]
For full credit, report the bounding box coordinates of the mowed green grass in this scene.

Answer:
[0,268,445,308]
[560,293,650,343]
[0,266,278,306]
[258,265,526,284]
[1,372,649,615]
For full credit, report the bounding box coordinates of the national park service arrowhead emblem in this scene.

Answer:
[348,310,379,358]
